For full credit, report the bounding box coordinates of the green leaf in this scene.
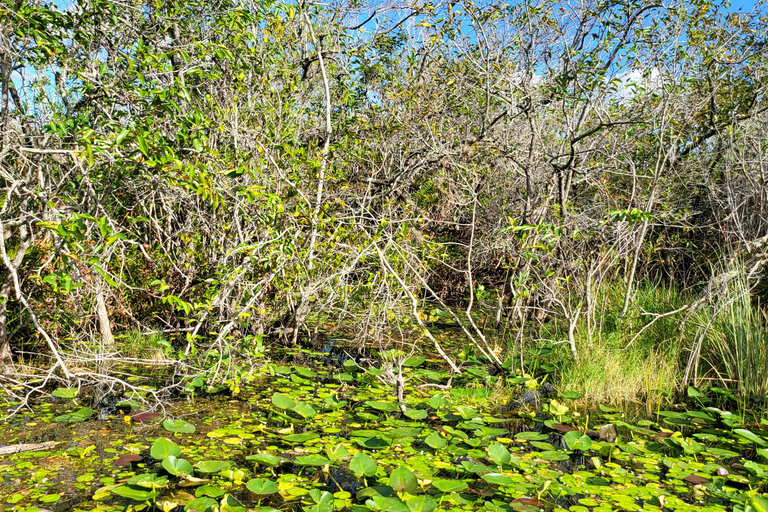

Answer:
[194,485,227,498]
[51,388,78,399]
[366,496,409,512]
[563,430,593,451]
[366,401,399,412]
[271,393,296,409]
[488,442,511,465]
[406,495,438,512]
[734,429,768,447]
[163,419,196,434]
[403,357,426,367]
[53,407,95,423]
[481,473,513,486]
[137,133,149,156]
[162,455,194,476]
[245,453,283,467]
[112,485,159,501]
[404,408,428,420]
[195,460,230,474]
[282,432,319,443]
[246,478,278,495]
[390,467,418,494]
[349,452,378,477]
[431,479,468,493]
[39,494,61,503]
[151,438,182,460]
[295,455,332,466]
[184,497,218,512]
[293,401,317,419]
[424,430,447,449]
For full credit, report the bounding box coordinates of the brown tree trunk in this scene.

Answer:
[0,223,31,362]
[95,278,115,346]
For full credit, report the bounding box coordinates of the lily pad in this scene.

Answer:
[162,455,194,476]
[195,460,230,474]
[151,437,182,460]
[272,392,296,409]
[53,407,95,423]
[390,466,418,494]
[350,452,378,477]
[163,418,196,433]
[246,478,278,495]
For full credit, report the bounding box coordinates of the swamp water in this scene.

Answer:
[1,345,767,512]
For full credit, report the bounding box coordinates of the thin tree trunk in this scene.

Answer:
[95,283,115,346]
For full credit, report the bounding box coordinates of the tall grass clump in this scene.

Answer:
[685,266,768,399]
[537,280,685,408]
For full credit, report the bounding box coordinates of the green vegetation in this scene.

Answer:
[2,0,768,509]
[2,347,768,512]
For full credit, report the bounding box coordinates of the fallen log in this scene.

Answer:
[0,441,55,455]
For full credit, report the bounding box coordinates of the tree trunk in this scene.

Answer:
[95,281,115,346]
[0,223,31,362]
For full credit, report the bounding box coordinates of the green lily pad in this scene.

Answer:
[734,429,768,447]
[185,497,218,512]
[163,419,196,434]
[296,455,332,466]
[272,392,296,409]
[246,453,283,467]
[151,437,182,460]
[350,452,378,477]
[390,466,418,494]
[406,495,438,512]
[112,485,159,501]
[162,455,194,476]
[246,478,278,495]
[431,479,468,493]
[53,407,95,423]
[195,460,230,474]
[282,432,319,443]
[51,388,78,399]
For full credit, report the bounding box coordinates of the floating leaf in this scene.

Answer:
[390,467,418,494]
[366,496,409,511]
[404,408,428,420]
[162,455,194,477]
[425,431,447,450]
[481,473,513,486]
[282,432,319,443]
[563,430,593,451]
[488,442,511,465]
[271,393,296,410]
[112,485,159,501]
[195,485,227,498]
[151,438,181,460]
[246,453,283,467]
[734,429,768,447]
[406,495,438,512]
[350,452,378,477]
[246,478,278,495]
[431,479,468,493]
[52,388,78,399]
[163,419,196,434]
[184,497,218,512]
[53,407,95,423]
[195,460,230,474]
[356,436,391,449]
[296,455,332,466]
[293,401,317,419]
[366,401,399,412]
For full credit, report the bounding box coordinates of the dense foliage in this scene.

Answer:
[1,0,767,400]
